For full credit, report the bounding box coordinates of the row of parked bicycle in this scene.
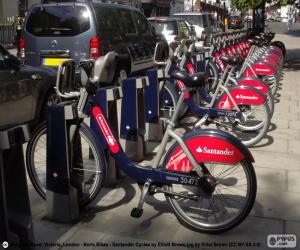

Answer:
[25,29,285,234]
[157,29,285,147]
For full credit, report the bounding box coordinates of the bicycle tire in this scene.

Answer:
[26,122,106,207]
[162,134,257,234]
[205,59,219,92]
[159,80,188,122]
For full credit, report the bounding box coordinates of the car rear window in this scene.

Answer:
[174,15,203,27]
[26,5,90,37]
[150,21,177,36]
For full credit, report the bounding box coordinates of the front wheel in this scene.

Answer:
[26,122,106,207]
[162,138,257,233]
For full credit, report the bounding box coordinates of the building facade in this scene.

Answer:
[0,0,40,19]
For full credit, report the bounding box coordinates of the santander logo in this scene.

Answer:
[256,68,271,72]
[97,114,116,146]
[92,107,120,154]
[196,146,234,156]
[236,94,258,100]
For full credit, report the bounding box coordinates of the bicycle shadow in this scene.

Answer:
[143,192,265,232]
[80,178,137,221]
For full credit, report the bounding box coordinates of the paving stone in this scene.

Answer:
[285,221,300,243]
[287,170,300,193]
[255,191,300,222]
[289,105,300,114]
[33,218,74,249]
[171,216,283,250]
[289,120,300,129]
[269,128,300,140]
[58,228,106,250]
[252,138,288,153]
[99,234,180,250]
[273,112,298,121]
[270,119,289,129]
[288,140,300,155]
[255,166,287,192]
[251,150,300,171]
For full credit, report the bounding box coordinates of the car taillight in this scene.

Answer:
[90,36,100,59]
[19,37,25,63]
[200,31,206,41]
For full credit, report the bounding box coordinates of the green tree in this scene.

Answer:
[232,0,296,10]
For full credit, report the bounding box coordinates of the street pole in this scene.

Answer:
[192,0,194,12]
[223,1,226,32]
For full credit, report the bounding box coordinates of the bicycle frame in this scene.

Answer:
[90,87,206,187]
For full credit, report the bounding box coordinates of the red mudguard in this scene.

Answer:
[216,85,266,110]
[236,77,271,94]
[165,129,254,172]
[242,63,276,77]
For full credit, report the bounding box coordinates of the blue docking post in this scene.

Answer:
[0,125,34,249]
[120,76,148,161]
[46,104,79,222]
[143,69,163,153]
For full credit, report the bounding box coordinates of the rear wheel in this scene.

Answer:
[162,141,257,233]
[215,102,271,147]
[26,122,105,207]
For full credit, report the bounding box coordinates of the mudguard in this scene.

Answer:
[216,85,266,110]
[242,63,275,77]
[236,77,271,94]
[164,129,254,173]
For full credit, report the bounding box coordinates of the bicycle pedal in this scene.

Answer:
[130,207,143,218]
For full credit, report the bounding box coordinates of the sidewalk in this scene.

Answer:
[26,33,300,250]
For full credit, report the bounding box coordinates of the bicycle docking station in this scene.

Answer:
[46,103,80,223]
[0,124,35,249]
[143,69,164,153]
[91,86,123,187]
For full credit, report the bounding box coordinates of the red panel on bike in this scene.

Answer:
[176,80,190,99]
[186,63,195,74]
[166,136,244,172]
[253,63,274,75]
[92,106,120,154]
[237,79,269,94]
[217,87,265,109]
[242,63,275,78]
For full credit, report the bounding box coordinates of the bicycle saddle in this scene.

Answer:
[170,71,207,88]
[219,55,242,66]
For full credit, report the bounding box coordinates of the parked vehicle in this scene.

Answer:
[172,12,214,47]
[0,44,57,129]
[21,1,156,84]
[148,17,192,45]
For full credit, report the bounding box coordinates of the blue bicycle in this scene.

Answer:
[26,53,257,234]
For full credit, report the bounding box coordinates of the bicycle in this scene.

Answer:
[26,52,257,233]
[156,41,271,147]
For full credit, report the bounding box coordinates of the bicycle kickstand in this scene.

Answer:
[131,180,151,218]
